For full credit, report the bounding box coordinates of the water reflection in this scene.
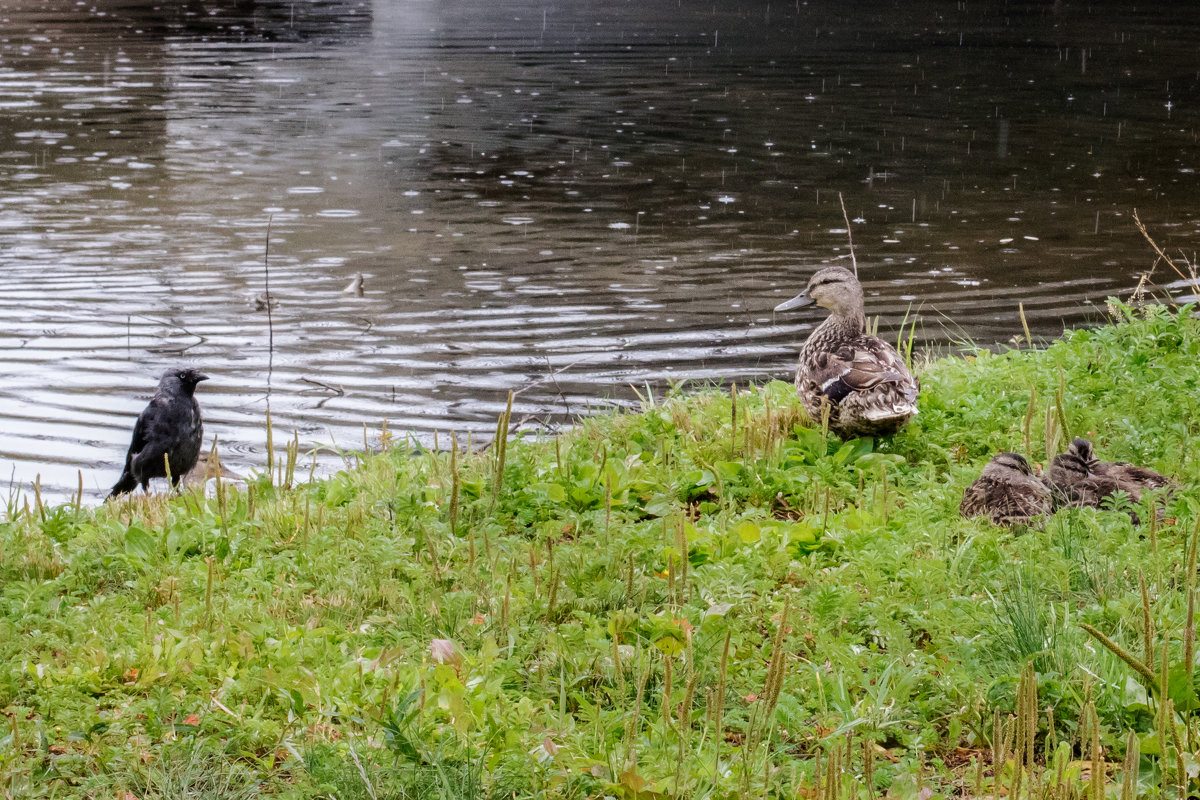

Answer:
[1,0,1197,501]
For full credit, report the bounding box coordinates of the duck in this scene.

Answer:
[1066,437,1173,495]
[960,452,1052,526]
[1045,438,1173,523]
[774,266,919,438]
[1044,444,1140,522]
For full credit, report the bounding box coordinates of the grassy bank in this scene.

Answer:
[3,302,1200,799]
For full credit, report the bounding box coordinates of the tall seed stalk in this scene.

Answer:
[489,390,513,512]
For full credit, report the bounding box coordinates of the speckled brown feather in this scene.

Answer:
[1045,449,1142,523]
[1068,438,1173,494]
[960,453,1051,526]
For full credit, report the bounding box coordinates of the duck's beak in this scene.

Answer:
[774,290,814,312]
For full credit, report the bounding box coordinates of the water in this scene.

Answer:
[2,0,1198,502]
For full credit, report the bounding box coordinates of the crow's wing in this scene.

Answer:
[126,404,151,458]
[128,394,177,475]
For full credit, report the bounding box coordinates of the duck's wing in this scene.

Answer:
[959,478,990,518]
[808,339,917,403]
[1098,461,1173,491]
[961,477,1049,525]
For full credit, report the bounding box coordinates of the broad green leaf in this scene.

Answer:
[124,526,157,564]
[733,520,761,543]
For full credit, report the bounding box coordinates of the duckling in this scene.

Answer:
[1066,437,1173,495]
[960,452,1052,526]
[774,266,919,438]
[1044,446,1139,522]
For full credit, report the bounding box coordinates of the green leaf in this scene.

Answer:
[541,483,567,503]
[831,437,874,466]
[702,602,733,622]
[733,520,761,543]
[653,636,684,656]
[642,495,676,518]
[852,452,907,472]
[1166,663,1199,712]
[786,427,827,465]
[165,526,184,555]
[124,526,158,564]
[713,461,744,483]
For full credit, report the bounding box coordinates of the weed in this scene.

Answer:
[2,301,1200,798]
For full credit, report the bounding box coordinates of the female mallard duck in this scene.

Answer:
[960,452,1052,526]
[774,266,919,438]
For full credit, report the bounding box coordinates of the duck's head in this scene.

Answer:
[1067,437,1095,464]
[985,452,1037,479]
[774,266,863,315]
[1049,451,1090,481]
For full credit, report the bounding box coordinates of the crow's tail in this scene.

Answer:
[108,470,138,499]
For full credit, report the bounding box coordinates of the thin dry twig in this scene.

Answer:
[1134,208,1190,283]
[838,191,858,277]
[541,354,573,417]
[512,357,590,400]
[298,377,346,396]
[134,314,208,355]
[347,742,379,800]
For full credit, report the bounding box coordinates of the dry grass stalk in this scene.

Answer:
[709,629,732,798]
[624,658,651,767]
[265,406,275,488]
[838,191,857,277]
[730,382,738,458]
[1088,702,1102,800]
[1134,208,1192,283]
[661,652,673,727]
[676,515,689,602]
[1080,623,1157,685]
[1023,384,1036,461]
[490,390,514,512]
[1018,301,1033,348]
[1141,572,1156,673]
[1043,403,1059,465]
[1119,730,1139,800]
[1167,697,1186,798]
[449,432,461,537]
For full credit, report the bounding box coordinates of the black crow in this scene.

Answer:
[108,368,209,498]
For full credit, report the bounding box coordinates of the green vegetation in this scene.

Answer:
[3,302,1200,799]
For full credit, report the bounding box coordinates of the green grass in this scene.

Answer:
[3,301,1200,799]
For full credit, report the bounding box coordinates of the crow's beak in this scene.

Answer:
[774,290,814,312]
[194,373,210,382]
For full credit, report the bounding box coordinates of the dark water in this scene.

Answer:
[2,0,1198,501]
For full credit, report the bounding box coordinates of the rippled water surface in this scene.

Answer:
[2,0,1199,500]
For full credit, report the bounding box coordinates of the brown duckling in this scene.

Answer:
[960,452,1052,526]
[1044,445,1141,522]
[1066,437,1173,495]
[774,266,920,438]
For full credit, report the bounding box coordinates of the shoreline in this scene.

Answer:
[3,301,1199,798]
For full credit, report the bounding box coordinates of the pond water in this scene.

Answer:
[2,0,1198,502]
